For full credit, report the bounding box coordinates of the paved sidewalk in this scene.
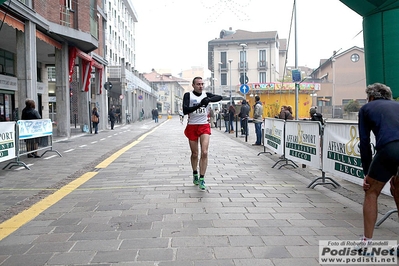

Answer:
[0,116,398,265]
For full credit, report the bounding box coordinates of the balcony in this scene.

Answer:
[238,61,248,70]
[257,61,268,70]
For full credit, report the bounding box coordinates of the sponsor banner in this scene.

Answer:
[0,122,16,163]
[322,122,392,195]
[17,119,53,140]
[284,120,321,169]
[319,240,397,264]
[264,118,284,155]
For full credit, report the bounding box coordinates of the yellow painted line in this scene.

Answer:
[0,125,160,241]
[95,128,157,168]
[0,172,97,241]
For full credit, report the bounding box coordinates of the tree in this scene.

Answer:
[344,100,360,112]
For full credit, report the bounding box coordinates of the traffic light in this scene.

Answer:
[104,82,113,91]
[240,74,249,84]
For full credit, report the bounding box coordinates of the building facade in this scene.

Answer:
[143,70,185,115]
[208,29,287,100]
[104,0,156,123]
[309,46,366,118]
[0,0,156,135]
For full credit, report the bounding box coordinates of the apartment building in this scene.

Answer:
[0,0,157,135]
[208,29,322,118]
[308,46,366,118]
[0,0,107,137]
[208,29,285,98]
[105,0,157,122]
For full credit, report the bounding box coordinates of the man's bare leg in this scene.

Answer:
[363,175,386,238]
[199,134,210,176]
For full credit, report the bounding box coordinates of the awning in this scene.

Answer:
[68,47,104,94]
[36,30,62,50]
[0,9,24,32]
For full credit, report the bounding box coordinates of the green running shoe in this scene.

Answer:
[193,174,199,185]
[199,178,206,190]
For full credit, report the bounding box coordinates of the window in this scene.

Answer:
[259,72,266,83]
[48,67,56,82]
[221,73,227,86]
[64,0,73,9]
[259,49,266,66]
[351,53,360,62]
[0,49,15,76]
[220,52,227,68]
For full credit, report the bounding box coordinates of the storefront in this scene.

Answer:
[0,74,17,121]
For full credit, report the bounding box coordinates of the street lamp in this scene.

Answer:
[228,59,233,106]
[239,43,247,87]
[332,58,336,118]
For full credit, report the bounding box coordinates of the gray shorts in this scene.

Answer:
[368,140,399,183]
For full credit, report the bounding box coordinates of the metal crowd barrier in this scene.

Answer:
[1,119,62,170]
[258,118,396,227]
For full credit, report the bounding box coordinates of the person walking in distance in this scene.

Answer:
[91,107,100,134]
[358,83,399,254]
[108,106,116,130]
[182,77,222,190]
[252,95,263,146]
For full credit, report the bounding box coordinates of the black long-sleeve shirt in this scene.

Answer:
[358,98,399,175]
[182,91,222,115]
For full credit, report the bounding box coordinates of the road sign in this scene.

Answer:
[239,84,250,94]
[292,69,301,83]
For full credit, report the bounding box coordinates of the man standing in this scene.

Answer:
[358,83,399,253]
[182,77,222,190]
[252,95,263,146]
[238,99,250,135]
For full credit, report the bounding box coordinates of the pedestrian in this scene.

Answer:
[182,76,222,190]
[252,95,263,146]
[108,106,116,130]
[278,105,293,120]
[309,107,324,125]
[154,108,159,123]
[91,107,100,134]
[228,103,236,133]
[178,108,184,124]
[214,108,220,128]
[222,107,229,132]
[287,105,293,119]
[209,107,215,128]
[116,107,121,123]
[21,99,41,158]
[238,99,250,135]
[358,83,399,254]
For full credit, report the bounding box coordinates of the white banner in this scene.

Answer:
[17,119,53,140]
[0,122,16,162]
[321,122,392,195]
[322,123,364,181]
[264,118,285,155]
[285,120,321,169]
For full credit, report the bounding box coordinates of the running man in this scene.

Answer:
[182,77,222,190]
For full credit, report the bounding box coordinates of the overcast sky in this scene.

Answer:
[131,0,363,76]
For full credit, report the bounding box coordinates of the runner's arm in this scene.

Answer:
[206,92,223,103]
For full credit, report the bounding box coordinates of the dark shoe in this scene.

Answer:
[252,143,261,146]
[33,154,40,158]
[27,154,33,158]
